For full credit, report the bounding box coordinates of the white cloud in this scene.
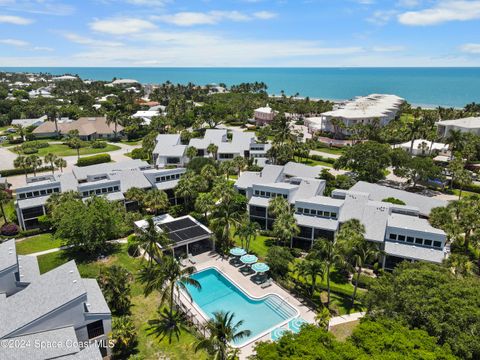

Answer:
[64,33,124,47]
[396,0,421,7]
[0,14,32,25]
[0,0,74,16]
[125,0,169,5]
[253,11,277,19]
[372,45,406,52]
[156,10,276,26]
[90,17,156,35]
[367,10,398,25]
[398,0,480,26]
[0,38,29,47]
[33,46,54,51]
[460,43,480,53]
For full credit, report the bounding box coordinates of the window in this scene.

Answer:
[53,188,59,193]
[415,238,423,245]
[310,209,317,215]
[283,194,288,199]
[406,236,414,243]
[47,188,53,194]
[433,241,442,248]
[324,211,330,217]
[155,177,160,182]
[266,192,271,197]
[82,192,88,197]
[398,235,405,241]
[297,208,304,213]
[33,191,39,197]
[389,233,397,240]
[304,208,310,215]
[108,187,113,192]
[113,186,119,191]
[40,190,46,195]
[26,192,33,198]
[331,212,337,218]
[161,176,166,181]
[317,211,323,217]
[19,193,26,199]
[424,239,432,246]
[87,320,105,339]
[254,190,260,196]
[96,189,101,195]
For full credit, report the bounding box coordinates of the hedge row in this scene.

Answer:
[76,153,111,167]
[309,154,336,164]
[0,166,54,177]
[453,181,480,194]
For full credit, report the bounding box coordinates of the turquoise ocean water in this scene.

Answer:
[1,67,479,108]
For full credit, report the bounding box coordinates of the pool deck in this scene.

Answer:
[182,251,317,359]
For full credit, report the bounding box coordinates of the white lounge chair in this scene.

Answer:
[261,278,273,289]
[188,253,197,264]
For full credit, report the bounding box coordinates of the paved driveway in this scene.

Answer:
[0,146,18,170]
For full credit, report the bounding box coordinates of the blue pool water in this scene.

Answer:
[184,267,297,346]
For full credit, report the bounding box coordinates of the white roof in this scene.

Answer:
[436,117,480,129]
[384,241,446,263]
[255,105,274,113]
[388,213,445,235]
[294,214,339,231]
[111,78,139,85]
[11,115,46,128]
[322,94,404,119]
[398,139,448,151]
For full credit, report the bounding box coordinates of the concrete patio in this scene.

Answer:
[178,251,317,359]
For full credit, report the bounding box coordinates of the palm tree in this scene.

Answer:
[186,146,198,162]
[135,217,170,262]
[46,106,60,137]
[295,259,324,297]
[25,154,42,177]
[125,187,146,211]
[54,157,67,173]
[219,160,235,180]
[147,307,185,344]
[311,238,341,308]
[268,196,289,218]
[195,192,216,222]
[315,306,331,330]
[446,129,465,159]
[106,109,122,139]
[175,171,203,209]
[44,153,57,174]
[14,155,29,179]
[195,311,251,360]
[444,253,477,278]
[207,143,218,160]
[0,189,11,224]
[12,124,25,141]
[98,265,132,315]
[138,256,201,326]
[200,163,217,188]
[67,131,82,160]
[111,316,137,358]
[234,218,260,252]
[232,156,246,175]
[143,189,169,215]
[272,212,299,247]
[406,118,423,154]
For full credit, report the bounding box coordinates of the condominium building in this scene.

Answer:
[235,163,448,269]
[0,239,110,359]
[436,117,480,137]
[15,160,187,230]
[308,94,404,135]
[254,105,277,126]
[152,129,271,168]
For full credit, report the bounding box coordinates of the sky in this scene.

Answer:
[0,0,480,67]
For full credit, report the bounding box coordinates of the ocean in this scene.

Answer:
[1,67,479,108]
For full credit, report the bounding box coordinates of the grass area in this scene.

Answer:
[0,200,15,227]
[451,189,477,198]
[233,234,274,260]
[37,245,208,360]
[120,139,143,145]
[303,158,333,168]
[330,320,359,341]
[15,233,63,255]
[312,146,345,156]
[10,143,121,157]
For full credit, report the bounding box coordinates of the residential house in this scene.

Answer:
[11,115,47,128]
[436,117,480,137]
[254,105,277,126]
[32,117,123,140]
[395,139,450,157]
[235,163,449,269]
[0,239,110,359]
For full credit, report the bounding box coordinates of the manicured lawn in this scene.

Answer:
[303,158,333,168]
[0,200,15,227]
[15,233,63,255]
[10,143,121,157]
[37,245,208,360]
[233,234,274,260]
[312,146,345,155]
[120,139,143,145]
[330,320,359,341]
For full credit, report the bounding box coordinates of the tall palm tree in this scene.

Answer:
[406,118,423,154]
[25,154,42,177]
[14,155,29,180]
[136,217,170,262]
[46,106,60,137]
[125,187,146,211]
[232,156,246,175]
[106,109,122,139]
[446,129,465,159]
[44,153,57,174]
[311,238,341,308]
[219,160,235,180]
[54,157,67,173]
[98,265,132,315]
[186,146,198,162]
[195,192,216,222]
[315,306,331,330]
[12,124,25,141]
[200,163,217,188]
[234,218,260,252]
[143,189,169,215]
[111,315,137,357]
[195,311,251,360]
[138,256,200,324]
[295,259,325,297]
[268,196,289,219]
[207,143,218,160]
[272,211,299,247]
[444,253,477,278]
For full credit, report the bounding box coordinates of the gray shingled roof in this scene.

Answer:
[0,239,17,274]
[61,344,103,360]
[82,279,111,315]
[0,326,80,360]
[16,255,40,284]
[349,181,447,216]
[0,261,86,338]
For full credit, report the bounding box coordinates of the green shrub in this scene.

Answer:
[91,140,107,149]
[309,154,336,164]
[356,274,376,289]
[8,138,23,144]
[127,234,138,257]
[382,197,406,205]
[22,147,38,154]
[0,166,53,177]
[18,228,46,238]
[76,153,111,167]
[130,148,146,159]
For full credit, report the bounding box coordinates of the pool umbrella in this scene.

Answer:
[288,317,307,333]
[271,327,291,341]
[229,247,247,257]
[252,262,270,273]
[240,254,258,265]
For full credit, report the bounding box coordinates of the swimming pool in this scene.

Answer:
[184,267,298,347]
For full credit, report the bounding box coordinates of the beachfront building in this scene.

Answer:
[32,116,123,140]
[0,239,110,359]
[234,163,448,269]
[134,214,213,257]
[254,105,277,126]
[152,129,271,168]
[14,160,186,230]
[395,139,450,157]
[309,94,404,136]
[436,117,480,137]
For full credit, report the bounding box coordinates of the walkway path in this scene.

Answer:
[329,312,365,327]
[22,238,128,257]
[0,146,18,170]
[309,149,341,159]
